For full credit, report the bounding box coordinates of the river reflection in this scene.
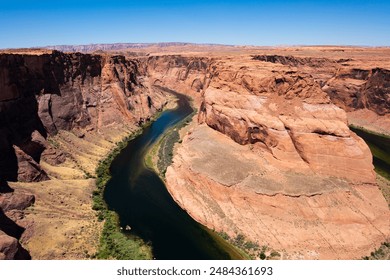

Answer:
[103,90,239,259]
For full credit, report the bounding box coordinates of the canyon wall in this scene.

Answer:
[165,51,390,259]
[1,46,389,259]
[0,50,169,259]
[253,54,390,116]
[0,51,169,183]
[252,51,390,134]
[145,55,213,102]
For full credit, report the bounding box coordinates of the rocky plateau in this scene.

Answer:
[0,45,389,259]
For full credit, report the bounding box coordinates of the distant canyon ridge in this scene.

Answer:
[0,43,389,259]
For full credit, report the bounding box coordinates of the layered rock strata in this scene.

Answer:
[252,49,390,134]
[0,50,169,182]
[1,46,389,259]
[166,53,390,259]
[0,50,169,259]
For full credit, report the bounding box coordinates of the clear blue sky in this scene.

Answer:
[1,0,389,48]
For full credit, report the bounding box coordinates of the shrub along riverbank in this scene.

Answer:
[147,109,196,177]
[93,90,248,260]
[91,91,181,259]
[143,108,252,260]
[92,129,153,259]
[142,94,193,176]
[91,94,177,259]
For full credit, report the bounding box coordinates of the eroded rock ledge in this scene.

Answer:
[0,46,389,259]
[165,50,390,259]
[0,50,173,259]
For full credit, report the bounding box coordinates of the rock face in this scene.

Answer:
[325,67,390,116]
[0,51,168,182]
[165,50,390,259]
[0,46,389,259]
[145,55,212,101]
[253,54,390,116]
[167,125,389,259]
[0,181,34,260]
[252,54,337,68]
[252,50,390,134]
[14,146,49,182]
[198,70,375,183]
[0,50,169,259]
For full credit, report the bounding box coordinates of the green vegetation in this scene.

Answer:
[157,128,180,176]
[145,109,197,177]
[92,96,181,259]
[203,228,249,260]
[363,242,390,260]
[159,110,196,176]
[217,231,281,260]
[92,129,153,259]
[96,211,152,260]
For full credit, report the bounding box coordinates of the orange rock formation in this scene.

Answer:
[1,45,389,259]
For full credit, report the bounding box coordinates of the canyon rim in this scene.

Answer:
[0,44,389,260]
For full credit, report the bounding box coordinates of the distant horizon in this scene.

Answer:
[2,41,390,51]
[1,1,389,49]
[38,42,390,48]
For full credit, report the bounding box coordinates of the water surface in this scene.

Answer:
[350,126,390,180]
[104,91,242,259]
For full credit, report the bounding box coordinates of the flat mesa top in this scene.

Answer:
[1,45,390,70]
[0,48,53,55]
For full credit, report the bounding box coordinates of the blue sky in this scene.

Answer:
[0,0,389,48]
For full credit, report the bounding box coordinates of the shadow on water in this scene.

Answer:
[103,91,240,259]
[350,126,390,180]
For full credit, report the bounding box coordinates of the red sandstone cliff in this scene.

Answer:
[0,51,170,182]
[1,46,389,259]
[163,49,390,259]
[0,50,169,259]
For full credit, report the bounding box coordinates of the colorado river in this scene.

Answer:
[103,89,243,259]
[350,126,390,181]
